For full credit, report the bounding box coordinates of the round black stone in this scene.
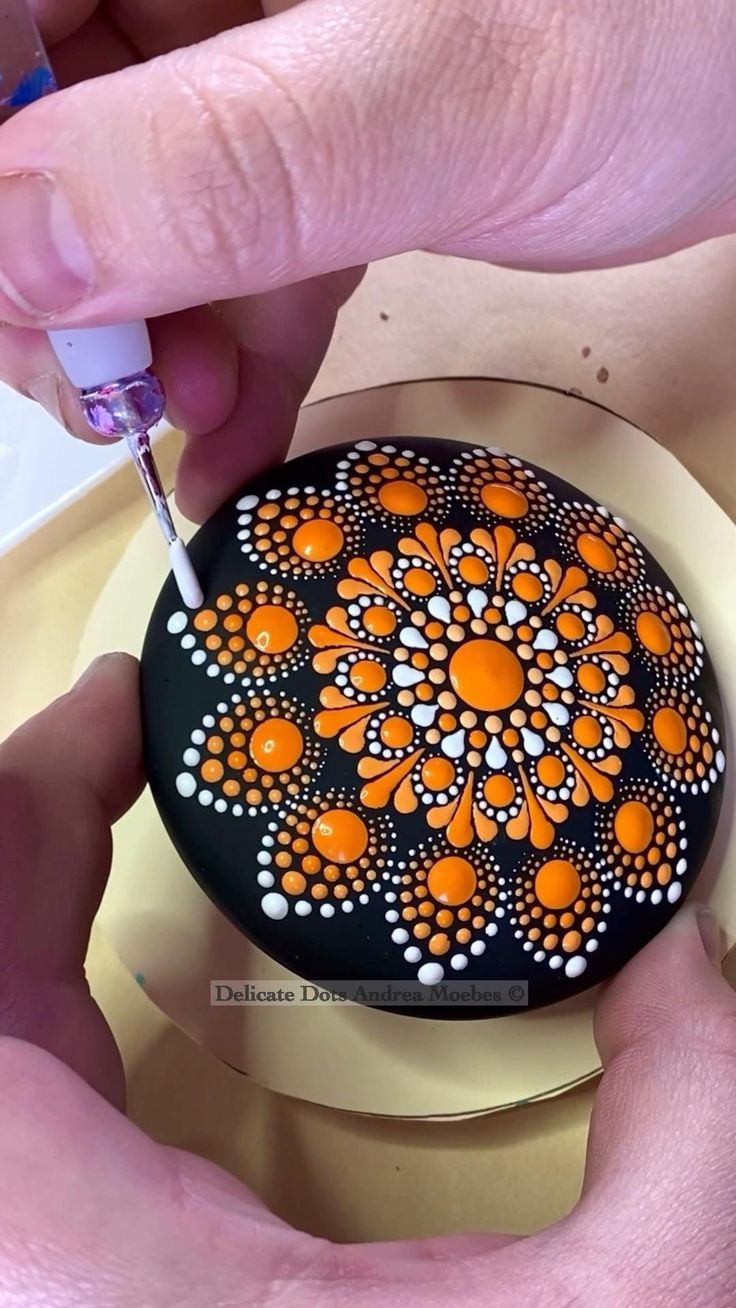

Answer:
[141,437,726,1018]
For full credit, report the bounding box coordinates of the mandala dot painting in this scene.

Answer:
[141,438,726,1017]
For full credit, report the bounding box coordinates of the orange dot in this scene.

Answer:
[249,719,303,771]
[363,605,396,636]
[573,715,602,748]
[223,779,240,797]
[429,933,451,956]
[427,856,477,906]
[562,930,582,953]
[349,659,387,692]
[207,735,224,755]
[223,613,243,633]
[201,759,224,783]
[378,479,427,515]
[292,519,344,561]
[282,871,306,895]
[405,567,435,596]
[459,556,489,585]
[614,799,654,853]
[227,750,247,770]
[636,611,672,655]
[380,716,414,748]
[483,775,515,807]
[576,532,617,573]
[512,572,543,602]
[534,860,581,910]
[556,612,585,641]
[246,605,298,653]
[193,609,217,631]
[653,706,687,755]
[421,757,455,790]
[302,855,321,875]
[312,809,368,864]
[481,483,528,518]
[537,755,565,787]
[577,663,606,695]
[449,639,524,711]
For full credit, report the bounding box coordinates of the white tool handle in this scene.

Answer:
[47,321,153,390]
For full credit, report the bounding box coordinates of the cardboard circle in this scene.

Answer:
[78,379,736,1118]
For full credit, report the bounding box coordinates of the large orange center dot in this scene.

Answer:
[481,483,529,518]
[364,605,396,636]
[614,800,654,854]
[449,639,524,711]
[312,809,368,864]
[534,859,582,910]
[636,611,672,655]
[349,659,387,692]
[378,479,428,515]
[292,519,344,562]
[576,532,617,573]
[245,605,298,653]
[249,719,303,771]
[427,856,477,906]
[653,706,687,755]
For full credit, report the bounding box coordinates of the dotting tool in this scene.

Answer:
[0,0,203,609]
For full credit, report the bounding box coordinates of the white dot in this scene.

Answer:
[207,665,219,678]
[257,852,271,866]
[191,650,206,666]
[667,882,683,904]
[167,611,188,634]
[716,750,726,773]
[359,894,369,905]
[175,773,196,798]
[191,729,205,745]
[470,940,486,957]
[385,910,400,923]
[585,939,598,953]
[485,922,498,937]
[295,901,312,917]
[650,889,662,905]
[391,928,409,944]
[404,946,421,963]
[676,858,687,876]
[450,954,468,971]
[236,493,258,510]
[565,956,587,978]
[320,903,335,918]
[417,962,444,985]
[549,955,564,970]
[182,747,200,767]
[180,634,196,650]
[262,892,288,920]
[198,790,213,807]
[257,870,275,888]
[215,799,227,813]
[233,804,243,817]
[533,950,545,962]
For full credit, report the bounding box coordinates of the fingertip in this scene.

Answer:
[594,903,731,1067]
[150,308,239,438]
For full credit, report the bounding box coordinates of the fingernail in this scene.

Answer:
[26,372,85,438]
[27,373,68,430]
[73,652,128,690]
[696,907,722,967]
[0,173,93,316]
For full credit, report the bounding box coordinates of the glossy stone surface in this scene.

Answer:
[141,437,726,1017]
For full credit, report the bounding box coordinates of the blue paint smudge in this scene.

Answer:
[135,972,147,986]
[1,66,56,108]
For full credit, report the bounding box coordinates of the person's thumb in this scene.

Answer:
[567,905,736,1302]
[1,0,736,328]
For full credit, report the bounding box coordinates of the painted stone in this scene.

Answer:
[141,438,726,1017]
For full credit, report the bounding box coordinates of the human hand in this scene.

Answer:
[1,2,736,521]
[1,653,735,1306]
